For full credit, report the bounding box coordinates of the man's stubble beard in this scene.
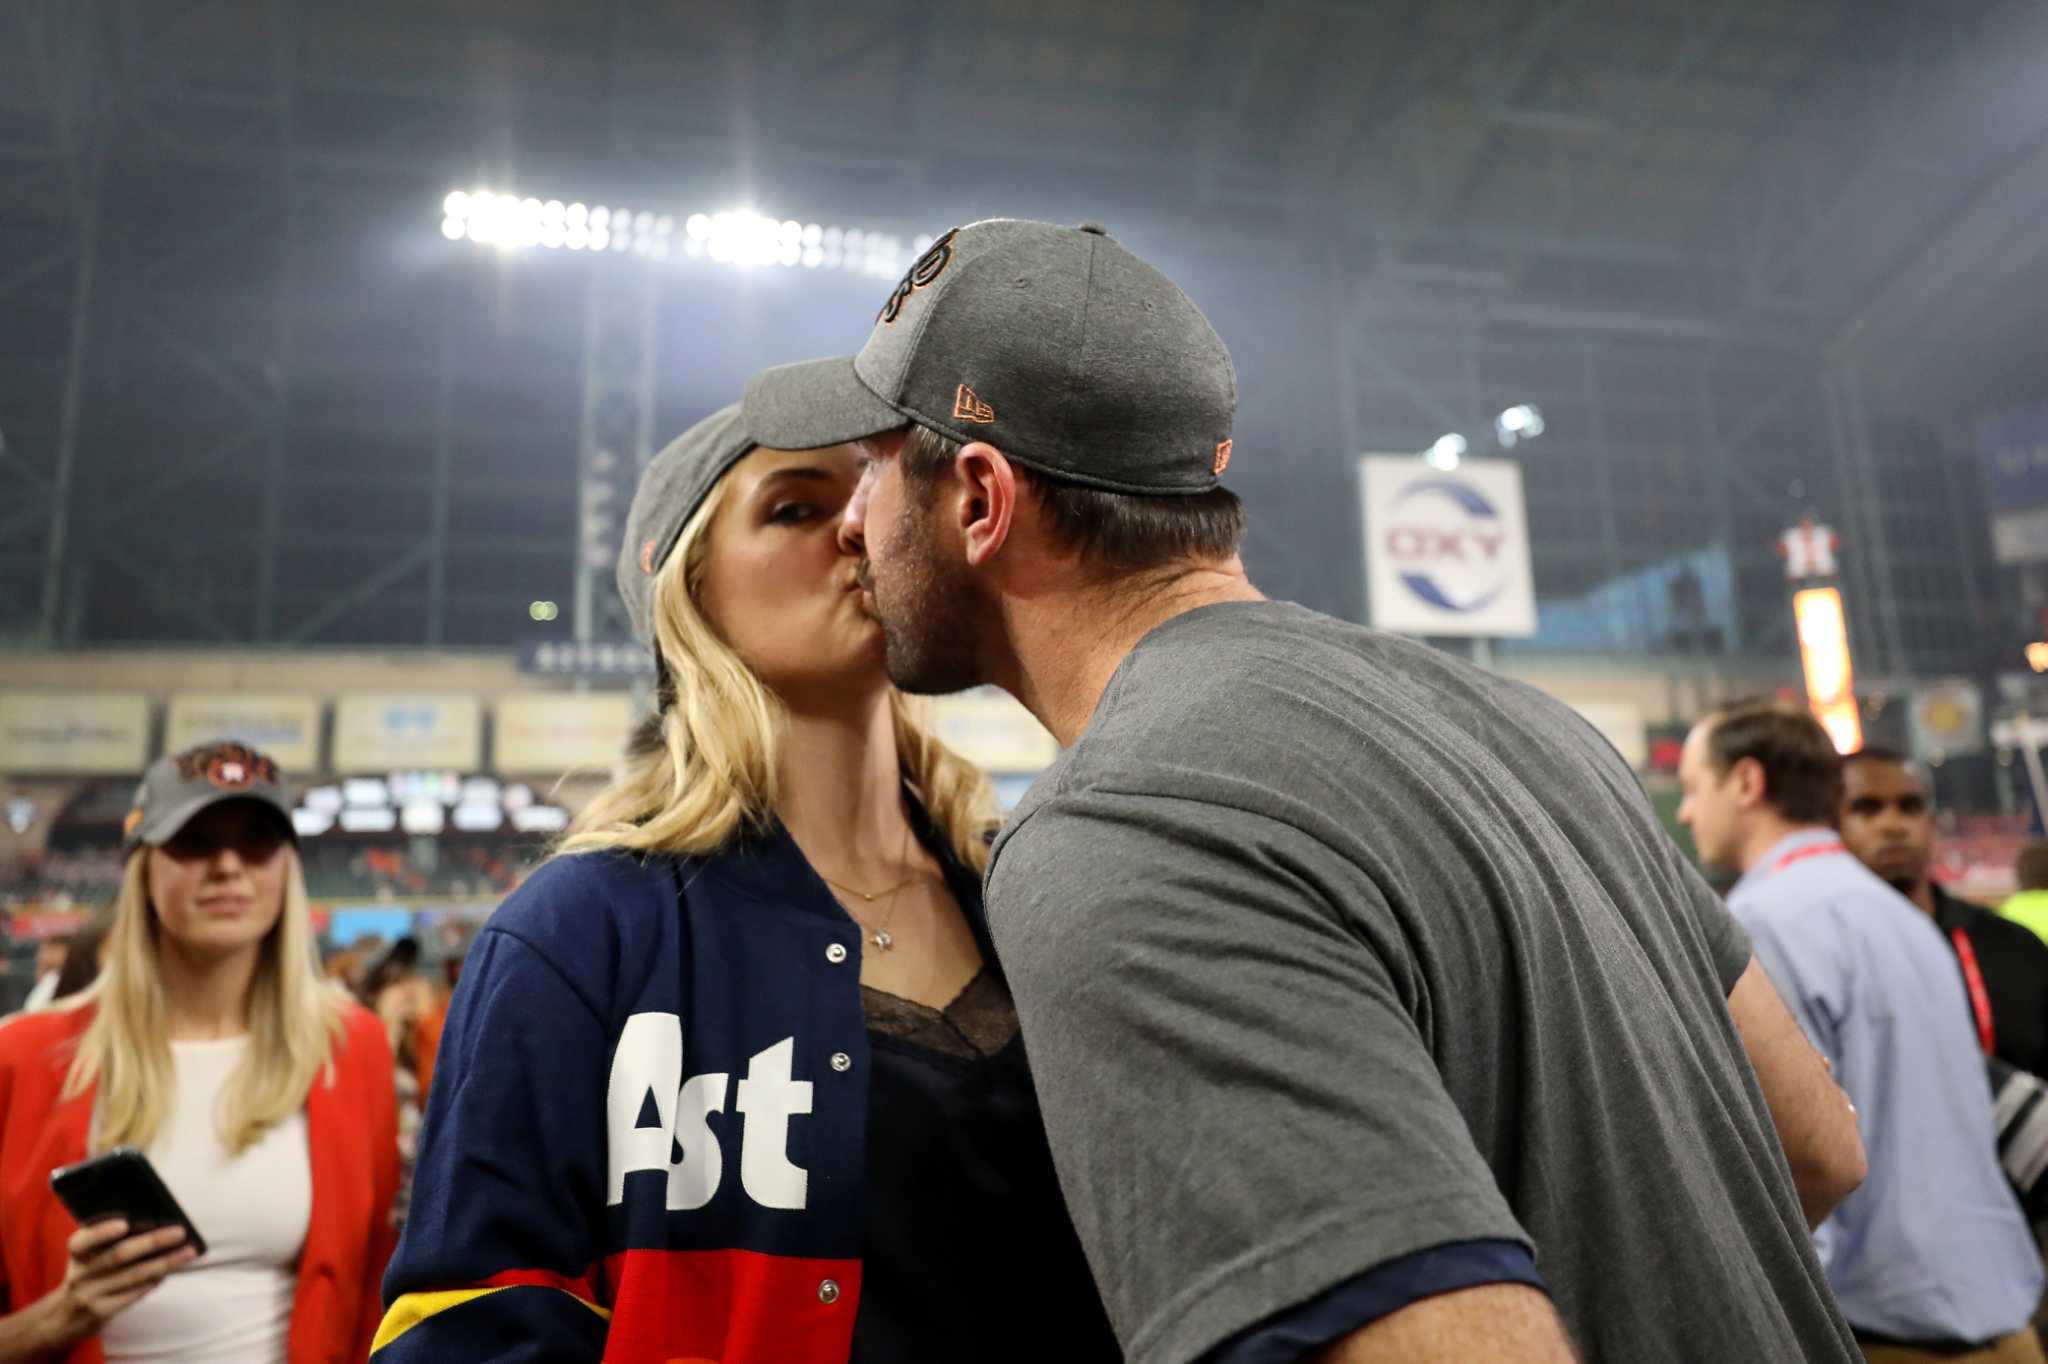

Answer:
[872,495,988,697]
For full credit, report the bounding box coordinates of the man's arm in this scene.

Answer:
[1311,1284,1576,1364]
[1725,955,1866,1228]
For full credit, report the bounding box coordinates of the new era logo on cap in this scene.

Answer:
[953,385,995,424]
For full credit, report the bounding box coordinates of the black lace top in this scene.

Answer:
[848,959,1120,1362]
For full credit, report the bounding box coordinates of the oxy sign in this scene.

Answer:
[1359,456,1537,638]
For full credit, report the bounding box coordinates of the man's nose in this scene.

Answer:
[837,470,872,557]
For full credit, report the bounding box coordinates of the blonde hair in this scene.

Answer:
[558,469,1000,873]
[63,844,345,1156]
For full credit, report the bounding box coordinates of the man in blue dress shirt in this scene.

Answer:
[1680,698,2044,1363]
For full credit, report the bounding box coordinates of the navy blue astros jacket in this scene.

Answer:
[374,830,915,1364]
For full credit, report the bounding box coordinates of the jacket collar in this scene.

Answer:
[686,799,999,969]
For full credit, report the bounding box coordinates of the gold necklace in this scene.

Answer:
[819,825,916,952]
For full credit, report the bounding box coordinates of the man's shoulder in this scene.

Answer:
[1953,891,2048,961]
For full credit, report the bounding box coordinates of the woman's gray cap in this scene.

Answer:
[742,218,1238,496]
[124,741,294,852]
[615,404,756,646]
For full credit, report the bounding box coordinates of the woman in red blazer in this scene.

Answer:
[0,742,398,1363]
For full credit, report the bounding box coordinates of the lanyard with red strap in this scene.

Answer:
[1949,926,1996,1057]
[1764,840,1996,1055]
[1768,840,1844,873]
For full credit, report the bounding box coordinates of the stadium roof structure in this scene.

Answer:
[3,0,2044,675]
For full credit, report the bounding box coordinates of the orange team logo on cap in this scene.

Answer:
[1213,439,1233,476]
[207,755,256,789]
[123,808,144,839]
[174,741,277,788]
[953,384,995,424]
[640,537,658,575]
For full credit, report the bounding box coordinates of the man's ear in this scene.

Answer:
[954,441,1018,568]
[1731,755,1769,811]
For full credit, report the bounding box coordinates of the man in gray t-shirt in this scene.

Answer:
[744,217,1866,1363]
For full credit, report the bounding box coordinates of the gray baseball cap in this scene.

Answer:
[742,219,1238,496]
[123,741,295,853]
[614,404,756,646]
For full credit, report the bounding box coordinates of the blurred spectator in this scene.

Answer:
[16,937,69,1015]
[1680,701,2044,1360]
[360,938,434,1234]
[1842,748,2048,1075]
[47,915,113,1007]
[323,935,385,997]
[2005,844,2048,948]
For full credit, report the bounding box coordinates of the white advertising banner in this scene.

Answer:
[165,693,323,772]
[1569,701,1649,772]
[0,692,152,775]
[1992,508,2048,565]
[927,689,1058,774]
[332,694,482,774]
[1360,456,1538,638]
[494,693,635,774]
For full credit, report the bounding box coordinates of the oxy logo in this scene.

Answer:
[607,1013,814,1213]
[1383,477,1514,614]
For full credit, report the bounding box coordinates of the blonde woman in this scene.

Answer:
[0,742,399,1364]
[375,406,1119,1364]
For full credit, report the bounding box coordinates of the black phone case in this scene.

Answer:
[49,1147,208,1258]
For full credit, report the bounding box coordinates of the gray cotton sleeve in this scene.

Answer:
[1674,856,1754,996]
[987,790,1530,1364]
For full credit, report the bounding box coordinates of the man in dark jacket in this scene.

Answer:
[1841,746,2048,1076]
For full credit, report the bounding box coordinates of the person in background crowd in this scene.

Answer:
[1841,747,2048,1076]
[1681,701,2044,1364]
[747,217,1863,1363]
[0,741,399,1364]
[360,939,434,1234]
[47,917,113,1009]
[15,939,68,1015]
[376,406,1119,1364]
[2005,843,2048,948]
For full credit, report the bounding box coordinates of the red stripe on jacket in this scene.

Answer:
[598,1246,862,1364]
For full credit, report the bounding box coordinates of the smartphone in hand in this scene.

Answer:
[50,1147,207,1259]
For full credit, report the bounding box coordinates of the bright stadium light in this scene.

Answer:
[1495,403,1546,448]
[1425,433,1467,471]
[437,186,916,277]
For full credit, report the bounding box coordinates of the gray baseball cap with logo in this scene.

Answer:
[613,403,757,646]
[124,741,295,852]
[742,219,1238,495]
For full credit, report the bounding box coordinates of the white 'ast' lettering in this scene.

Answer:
[605,1012,815,1211]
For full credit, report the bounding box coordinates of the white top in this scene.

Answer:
[21,970,60,1012]
[99,1035,310,1364]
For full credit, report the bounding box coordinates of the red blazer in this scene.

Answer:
[0,999,400,1363]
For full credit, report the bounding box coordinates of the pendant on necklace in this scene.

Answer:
[871,929,894,952]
